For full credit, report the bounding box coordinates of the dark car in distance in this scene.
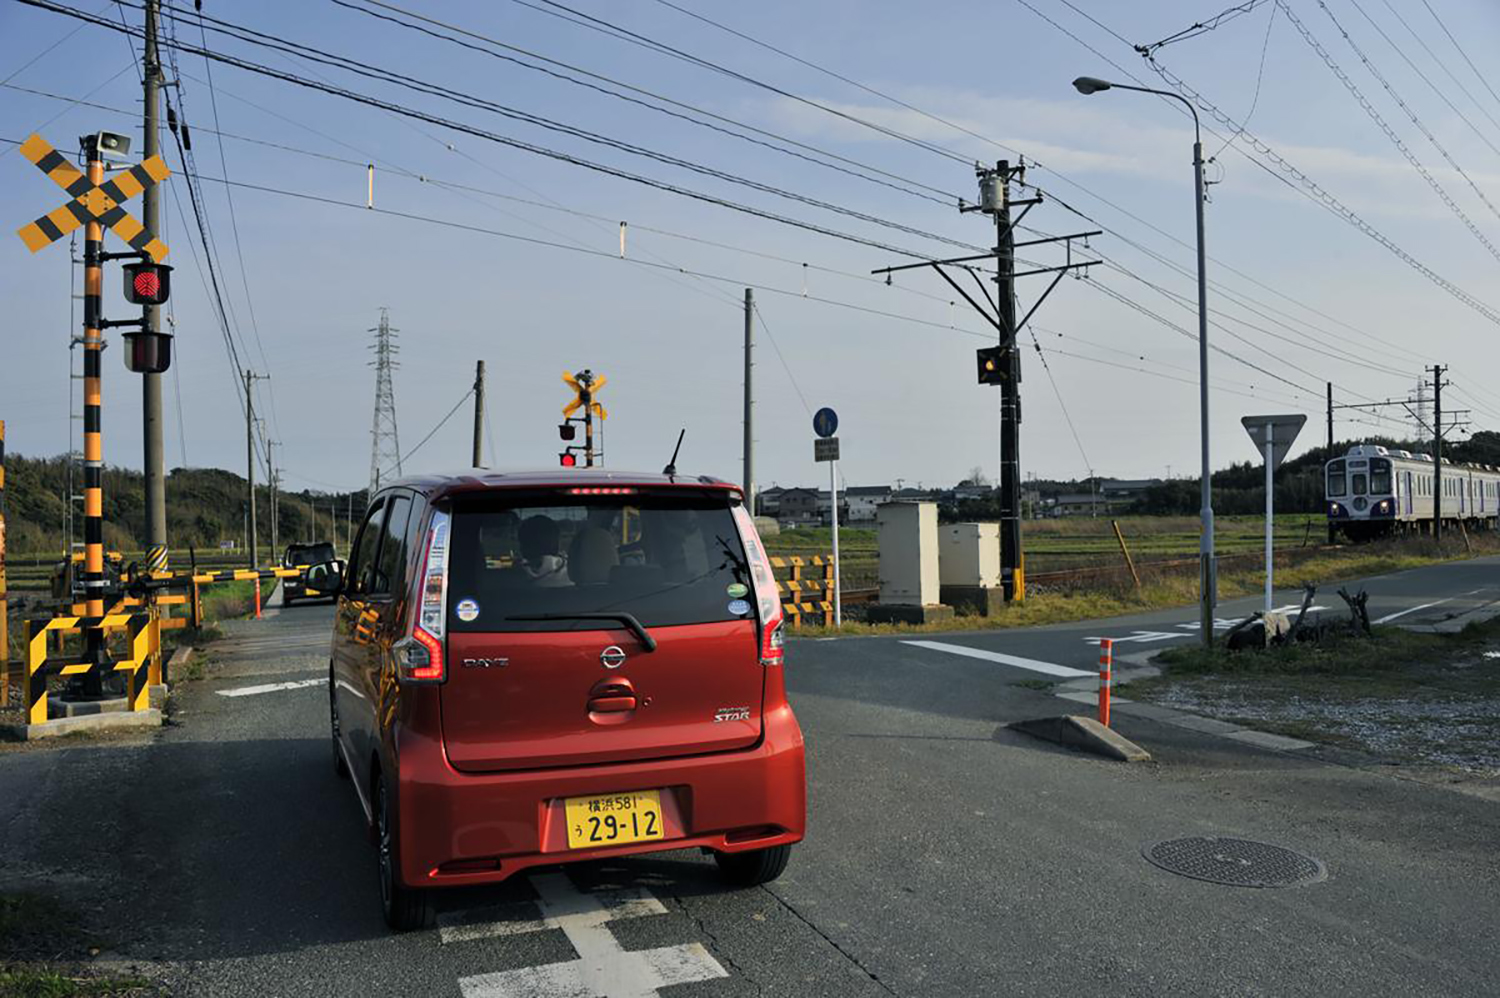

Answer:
[281,542,337,604]
[305,469,807,930]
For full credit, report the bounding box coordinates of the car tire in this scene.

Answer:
[376,774,431,931]
[330,676,349,779]
[714,844,792,887]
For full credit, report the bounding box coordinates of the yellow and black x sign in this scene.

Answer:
[562,370,608,420]
[15,133,170,262]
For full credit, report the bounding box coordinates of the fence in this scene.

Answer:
[771,555,836,628]
[23,610,158,725]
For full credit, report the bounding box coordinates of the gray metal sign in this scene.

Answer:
[814,437,840,463]
[1241,415,1306,470]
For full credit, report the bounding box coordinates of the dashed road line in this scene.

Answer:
[454,872,726,998]
[216,678,322,698]
[901,640,1093,678]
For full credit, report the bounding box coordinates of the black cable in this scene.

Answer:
[1417,0,1500,116]
[138,0,980,254]
[23,0,975,263]
[329,0,961,206]
[388,388,473,477]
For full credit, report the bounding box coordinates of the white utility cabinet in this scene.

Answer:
[940,522,1001,589]
[877,502,940,605]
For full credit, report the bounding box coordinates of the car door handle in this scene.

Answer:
[587,695,637,713]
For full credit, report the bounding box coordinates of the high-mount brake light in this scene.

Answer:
[399,509,450,683]
[564,487,638,496]
[732,505,784,666]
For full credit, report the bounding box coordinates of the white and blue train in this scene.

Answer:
[1325,444,1500,540]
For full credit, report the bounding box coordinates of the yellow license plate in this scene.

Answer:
[564,789,666,849]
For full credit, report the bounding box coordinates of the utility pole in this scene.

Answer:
[243,369,268,568]
[141,0,167,562]
[1327,381,1335,543]
[872,160,1096,602]
[266,438,279,560]
[743,288,755,515]
[1433,364,1444,543]
[471,359,486,468]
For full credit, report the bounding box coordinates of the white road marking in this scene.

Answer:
[216,678,322,698]
[438,886,666,944]
[1082,630,1191,646]
[455,872,726,998]
[901,640,1094,678]
[1373,599,1450,624]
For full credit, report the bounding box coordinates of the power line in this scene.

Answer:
[388,387,474,478]
[1417,0,1500,118]
[330,0,961,206]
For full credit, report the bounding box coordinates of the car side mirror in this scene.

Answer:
[305,560,345,596]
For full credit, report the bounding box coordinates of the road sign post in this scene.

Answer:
[1242,415,1306,614]
[813,408,841,626]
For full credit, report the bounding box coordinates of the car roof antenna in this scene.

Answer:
[662,428,686,477]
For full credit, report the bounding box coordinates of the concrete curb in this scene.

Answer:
[0,708,163,742]
[1010,714,1152,762]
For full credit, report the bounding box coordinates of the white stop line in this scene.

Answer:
[449,872,727,998]
[216,678,322,698]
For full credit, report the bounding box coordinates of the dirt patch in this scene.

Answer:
[1127,622,1500,777]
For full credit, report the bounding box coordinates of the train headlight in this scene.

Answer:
[1328,502,1346,518]
[1373,499,1392,515]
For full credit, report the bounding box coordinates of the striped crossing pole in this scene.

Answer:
[81,140,108,690]
[1098,638,1113,727]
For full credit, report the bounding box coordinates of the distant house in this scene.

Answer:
[757,486,786,516]
[776,487,822,526]
[843,485,892,522]
[1052,492,1103,517]
[890,487,936,503]
[1099,478,1161,509]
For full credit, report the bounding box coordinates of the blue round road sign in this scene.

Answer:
[813,407,838,438]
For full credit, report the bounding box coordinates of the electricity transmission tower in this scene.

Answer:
[368,307,402,493]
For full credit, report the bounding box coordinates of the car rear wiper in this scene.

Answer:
[505,612,658,652]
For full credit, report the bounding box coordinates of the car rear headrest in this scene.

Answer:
[569,526,619,585]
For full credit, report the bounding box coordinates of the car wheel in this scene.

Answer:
[330,675,349,779]
[714,844,792,887]
[376,774,431,931]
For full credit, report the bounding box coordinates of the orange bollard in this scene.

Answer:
[254,579,262,620]
[1098,638,1113,727]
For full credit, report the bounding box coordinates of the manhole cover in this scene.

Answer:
[1142,836,1327,888]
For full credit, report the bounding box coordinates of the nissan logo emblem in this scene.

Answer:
[600,645,627,669]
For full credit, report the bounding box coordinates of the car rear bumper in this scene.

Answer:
[394,703,806,888]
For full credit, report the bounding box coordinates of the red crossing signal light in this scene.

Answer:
[123,262,172,305]
[559,451,578,467]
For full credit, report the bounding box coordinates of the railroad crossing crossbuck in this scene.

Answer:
[15,133,171,262]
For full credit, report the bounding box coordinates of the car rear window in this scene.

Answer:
[286,543,336,565]
[446,490,753,632]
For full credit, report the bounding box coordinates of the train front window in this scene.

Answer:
[1327,461,1346,496]
[1370,460,1391,495]
[1352,473,1367,495]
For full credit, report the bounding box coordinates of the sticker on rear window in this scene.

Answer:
[726,582,748,598]
[455,598,480,622]
[727,599,751,616]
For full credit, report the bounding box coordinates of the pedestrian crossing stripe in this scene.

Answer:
[15,133,170,262]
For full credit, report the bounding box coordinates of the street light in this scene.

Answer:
[1072,75,1216,646]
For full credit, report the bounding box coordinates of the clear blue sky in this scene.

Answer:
[4,0,1500,496]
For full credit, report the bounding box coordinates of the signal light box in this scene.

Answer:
[123,262,172,306]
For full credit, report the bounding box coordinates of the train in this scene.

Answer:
[1326,443,1500,540]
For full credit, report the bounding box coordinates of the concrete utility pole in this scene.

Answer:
[743,288,755,516]
[471,359,485,468]
[267,438,279,560]
[141,0,167,558]
[1327,382,1335,544]
[243,369,268,568]
[871,161,1096,603]
[1433,364,1444,543]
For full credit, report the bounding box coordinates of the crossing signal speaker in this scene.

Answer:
[976,344,1009,385]
[123,262,172,305]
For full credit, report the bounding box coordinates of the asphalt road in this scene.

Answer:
[2,559,1497,997]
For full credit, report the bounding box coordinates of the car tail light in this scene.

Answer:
[732,505,784,667]
[398,509,450,684]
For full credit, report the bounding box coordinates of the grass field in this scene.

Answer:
[764,514,1333,592]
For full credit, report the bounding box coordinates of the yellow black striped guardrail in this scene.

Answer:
[769,555,835,628]
[25,611,156,725]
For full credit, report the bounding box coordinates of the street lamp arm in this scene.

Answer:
[1096,82,1201,140]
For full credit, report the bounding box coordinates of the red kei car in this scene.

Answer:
[306,470,806,930]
